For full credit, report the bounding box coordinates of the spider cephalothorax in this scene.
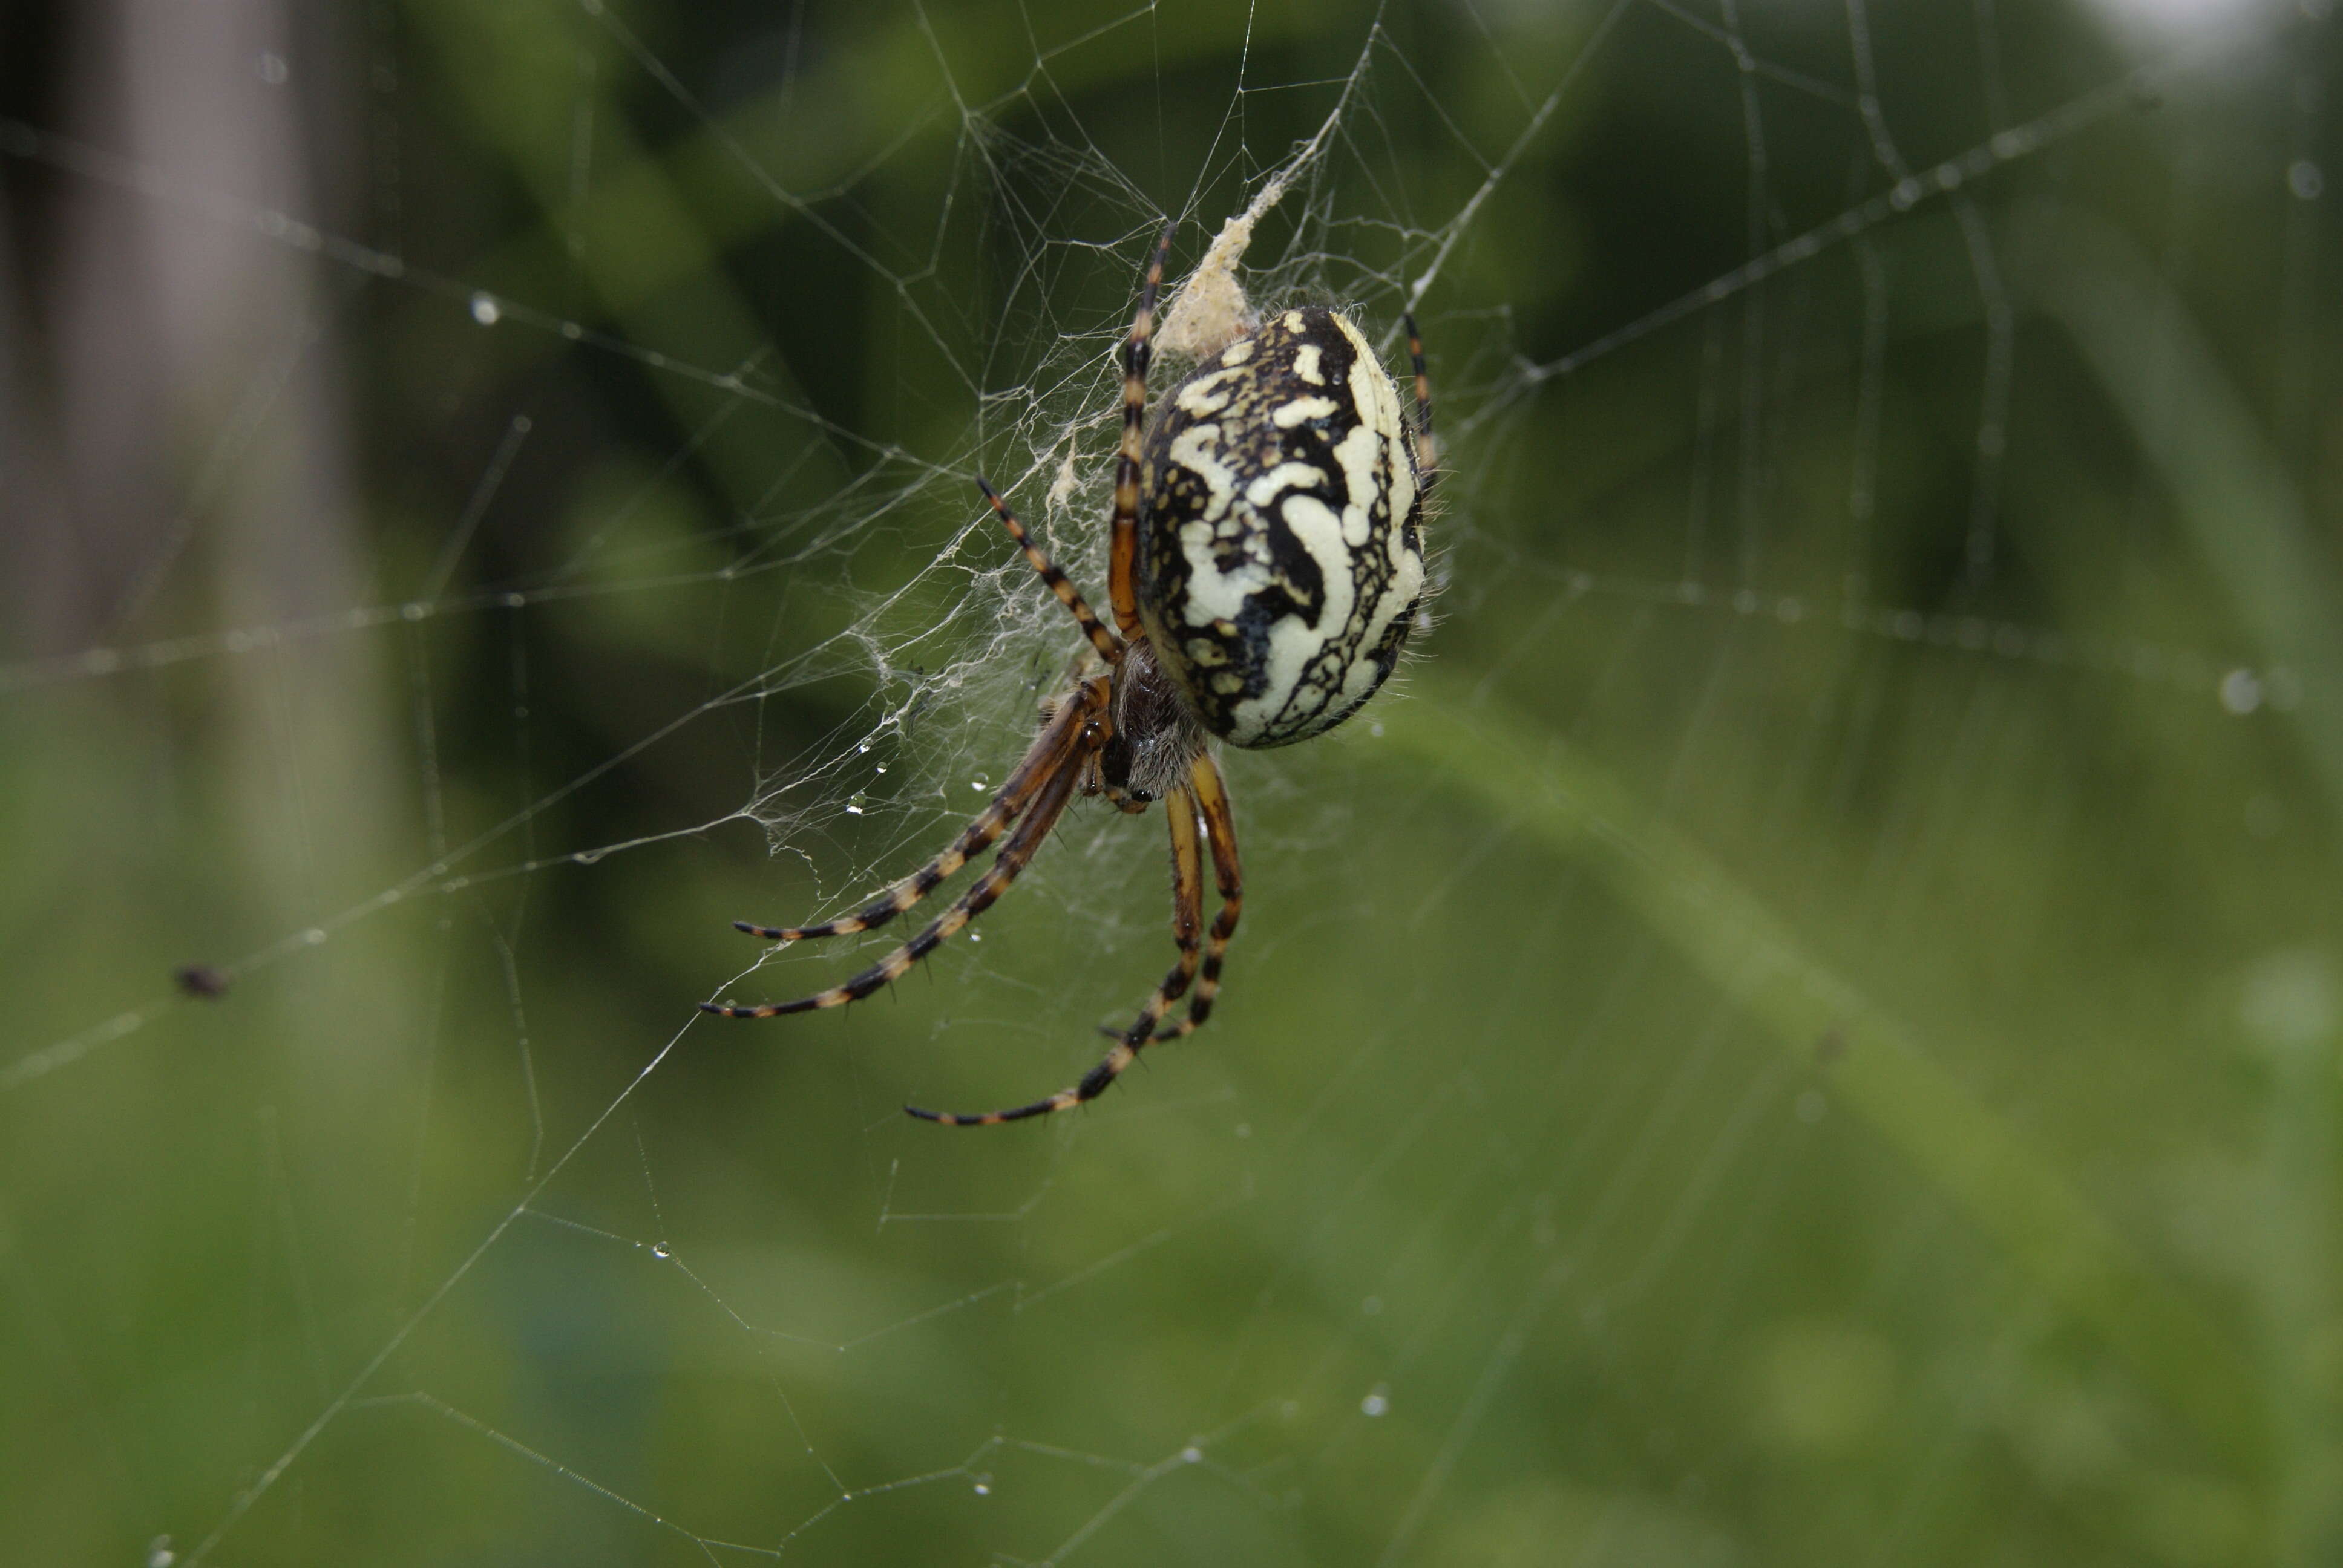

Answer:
[1095,639,1208,804]
[706,226,1437,1124]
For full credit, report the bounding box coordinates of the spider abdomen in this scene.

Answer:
[1136,307,1427,748]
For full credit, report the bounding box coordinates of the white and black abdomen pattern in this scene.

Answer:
[1134,308,1427,749]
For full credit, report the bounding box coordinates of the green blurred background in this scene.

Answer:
[5,0,2341,1562]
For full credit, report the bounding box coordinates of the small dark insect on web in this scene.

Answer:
[174,964,231,999]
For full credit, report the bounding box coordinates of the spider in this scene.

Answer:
[705,226,1435,1125]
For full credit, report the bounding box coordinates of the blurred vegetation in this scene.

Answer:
[4,0,2342,1564]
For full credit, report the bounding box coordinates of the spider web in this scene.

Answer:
[4,0,2338,1563]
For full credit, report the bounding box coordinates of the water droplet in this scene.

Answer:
[1360,1386,1390,1418]
[845,794,867,816]
[651,1242,671,1259]
[2290,160,2325,201]
[1233,1122,1251,1139]
[2221,669,2263,715]
[966,931,981,942]
[469,292,500,326]
[572,849,605,866]
[874,764,888,774]
[972,1481,991,1496]
[255,53,289,85]
[970,778,988,792]
[1181,1446,1203,1464]
[560,321,583,340]
[303,928,327,946]
[857,742,871,754]
[146,1537,177,1568]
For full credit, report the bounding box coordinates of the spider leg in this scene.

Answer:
[1141,748,1241,1043]
[1104,782,1204,1043]
[1403,312,1438,497]
[974,478,1122,664]
[1107,223,1175,642]
[706,752,1085,1021]
[733,678,1095,942]
[912,754,1237,1126]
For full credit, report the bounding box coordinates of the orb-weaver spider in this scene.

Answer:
[707,225,1435,1124]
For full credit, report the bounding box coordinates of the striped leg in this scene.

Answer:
[975,477,1121,664]
[911,759,1233,1126]
[1087,782,1204,1046]
[733,679,1095,942]
[1107,223,1175,642]
[1403,312,1438,497]
[1142,748,1240,1043]
[1112,783,1204,1042]
[706,756,1084,1021]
